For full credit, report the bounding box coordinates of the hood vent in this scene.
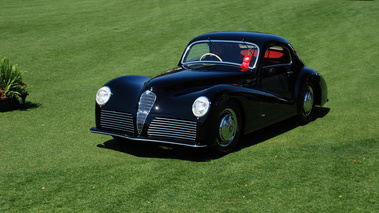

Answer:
[137,90,156,134]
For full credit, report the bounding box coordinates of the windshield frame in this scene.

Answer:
[181,40,260,70]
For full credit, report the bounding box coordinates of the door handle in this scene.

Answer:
[268,68,275,74]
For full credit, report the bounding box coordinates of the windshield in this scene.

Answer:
[182,40,259,68]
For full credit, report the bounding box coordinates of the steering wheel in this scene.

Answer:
[199,53,223,62]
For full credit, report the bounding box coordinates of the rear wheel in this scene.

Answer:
[297,81,315,124]
[210,101,241,155]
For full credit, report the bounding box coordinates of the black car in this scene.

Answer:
[91,32,328,154]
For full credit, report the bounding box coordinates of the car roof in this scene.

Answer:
[188,31,290,47]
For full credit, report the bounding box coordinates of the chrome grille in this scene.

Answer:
[137,90,157,134]
[100,110,134,134]
[148,117,197,142]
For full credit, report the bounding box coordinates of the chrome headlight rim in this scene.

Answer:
[96,86,111,106]
[192,96,210,118]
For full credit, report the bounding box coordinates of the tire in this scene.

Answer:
[210,101,241,155]
[297,81,315,124]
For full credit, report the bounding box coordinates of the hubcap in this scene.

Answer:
[303,86,314,117]
[218,108,237,147]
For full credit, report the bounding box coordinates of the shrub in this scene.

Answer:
[0,56,28,104]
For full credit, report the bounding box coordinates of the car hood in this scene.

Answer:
[143,65,249,96]
[102,65,253,119]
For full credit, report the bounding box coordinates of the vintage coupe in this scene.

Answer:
[90,32,328,154]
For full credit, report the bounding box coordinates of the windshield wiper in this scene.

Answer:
[208,37,220,55]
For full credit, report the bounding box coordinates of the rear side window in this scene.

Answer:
[262,45,291,67]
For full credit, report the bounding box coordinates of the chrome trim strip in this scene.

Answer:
[90,128,207,148]
[148,117,197,141]
[100,110,134,134]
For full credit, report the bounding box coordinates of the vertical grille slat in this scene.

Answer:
[148,117,197,142]
[137,90,157,134]
[100,110,134,134]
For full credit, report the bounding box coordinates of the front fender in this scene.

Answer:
[101,75,151,112]
[193,84,266,145]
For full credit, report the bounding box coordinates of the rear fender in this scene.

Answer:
[294,68,328,107]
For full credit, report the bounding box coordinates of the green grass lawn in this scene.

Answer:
[1,0,378,212]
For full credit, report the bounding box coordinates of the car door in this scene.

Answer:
[260,44,295,123]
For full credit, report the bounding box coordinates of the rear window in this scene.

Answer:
[262,46,291,66]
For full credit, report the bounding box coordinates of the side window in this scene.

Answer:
[262,45,291,67]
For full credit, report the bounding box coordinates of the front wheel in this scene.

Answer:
[210,101,241,155]
[297,81,315,124]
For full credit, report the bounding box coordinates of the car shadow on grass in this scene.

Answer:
[97,107,330,161]
[98,139,213,162]
[236,107,330,151]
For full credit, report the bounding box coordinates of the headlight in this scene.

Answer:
[192,96,210,118]
[96,86,111,106]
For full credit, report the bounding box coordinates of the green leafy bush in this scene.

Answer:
[0,56,28,104]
